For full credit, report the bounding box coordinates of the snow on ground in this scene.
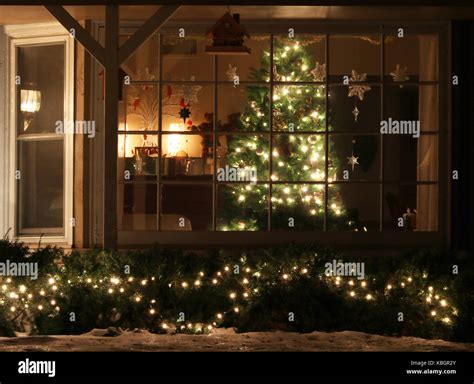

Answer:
[0,328,472,352]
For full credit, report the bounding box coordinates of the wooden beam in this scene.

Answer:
[45,5,106,66]
[119,5,179,65]
[103,5,119,250]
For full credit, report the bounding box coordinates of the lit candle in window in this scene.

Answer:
[167,123,181,157]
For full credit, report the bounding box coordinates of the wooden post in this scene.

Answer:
[103,5,119,249]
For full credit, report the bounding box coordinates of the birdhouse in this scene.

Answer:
[205,12,251,55]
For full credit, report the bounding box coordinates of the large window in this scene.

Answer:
[117,24,443,240]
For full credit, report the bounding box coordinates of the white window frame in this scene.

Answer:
[2,23,74,245]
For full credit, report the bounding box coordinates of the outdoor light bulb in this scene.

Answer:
[426,297,431,303]
[141,280,147,286]
[243,278,249,284]
[108,288,113,294]
[38,305,43,310]
[39,290,45,296]
[119,288,124,293]
[310,209,316,215]
[407,277,413,282]
[87,278,92,283]
[19,285,26,293]
[349,291,355,297]
[212,279,218,284]
[48,278,55,285]
[442,317,451,323]
[361,281,367,287]
[282,274,289,280]
[224,266,230,272]
[431,311,436,316]
[181,282,188,288]
[234,307,240,313]
[366,294,373,300]
[301,145,308,153]
[301,268,308,274]
[386,284,392,290]
[50,300,56,306]
[440,300,447,307]
[229,292,237,299]
[301,64,308,71]
[149,309,155,315]
[10,306,15,312]
[349,280,354,286]
[194,280,201,286]
[217,313,223,319]
[428,286,433,292]
[135,296,141,302]
[401,282,405,288]
[162,323,168,329]
[52,285,58,291]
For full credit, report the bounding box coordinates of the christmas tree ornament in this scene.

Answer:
[347,140,359,171]
[352,105,360,122]
[348,70,371,101]
[307,135,318,145]
[390,64,409,82]
[348,70,371,122]
[310,62,326,82]
[256,146,264,156]
[178,76,202,104]
[273,65,282,81]
[179,98,191,124]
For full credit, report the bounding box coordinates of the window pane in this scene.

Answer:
[329,135,380,181]
[272,184,325,230]
[217,84,270,132]
[384,85,438,132]
[273,85,326,132]
[383,134,438,182]
[273,36,326,82]
[162,84,212,131]
[328,184,379,231]
[120,31,159,81]
[18,140,64,233]
[329,85,381,133]
[118,134,158,181]
[17,44,64,135]
[119,183,157,230]
[160,184,213,231]
[217,184,269,231]
[218,134,269,182]
[383,184,437,231]
[218,35,270,82]
[161,133,214,179]
[162,36,213,81]
[329,35,381,81]
[272,134,325,182]
[385,34,437,82]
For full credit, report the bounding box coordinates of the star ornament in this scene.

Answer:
[178,76,202,104]
[390,64,409,82]
[310,62,326,82]
[347,153,359,171]
[348,70,371,101]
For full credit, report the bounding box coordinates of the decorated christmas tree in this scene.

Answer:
[218,38,354,231]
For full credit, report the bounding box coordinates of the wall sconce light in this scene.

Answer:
[20,89,41,131]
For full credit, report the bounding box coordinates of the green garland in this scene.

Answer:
[0,240,472,341]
